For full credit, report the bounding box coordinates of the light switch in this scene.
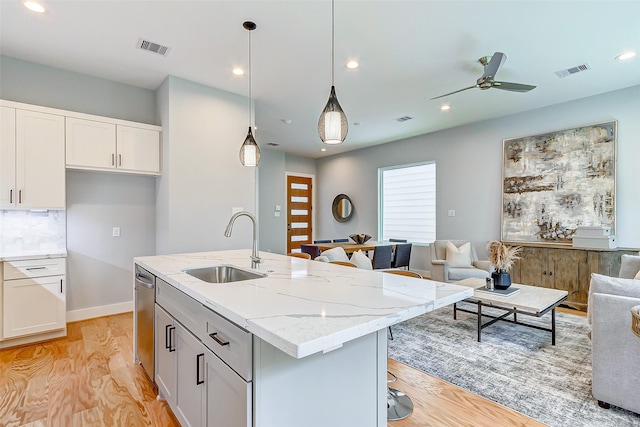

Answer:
[112,227,121,237]
[275,205,281,212]
[448,210,456,217]
[274,211,281,217]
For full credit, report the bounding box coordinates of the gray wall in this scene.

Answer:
[315,85,640,272]
[155,76,257,254]
[1,55,157,311]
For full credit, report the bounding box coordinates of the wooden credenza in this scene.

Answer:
[510,244,639,311]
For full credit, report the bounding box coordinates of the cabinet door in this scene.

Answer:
[15,109,65,209]
[174,322,206,427]
[66,117,116,170]
[155,304,177,406]
[518,247,547,287]
[206,348,251,427]
[3,276,65,338]
[0,106,17,208]
[116,126,160,174]
[548,248,588,304]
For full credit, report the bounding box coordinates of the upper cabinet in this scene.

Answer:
[66,117,160,175]
[0,106,65,209]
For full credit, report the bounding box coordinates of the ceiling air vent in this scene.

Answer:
[555,63,590,78]
[137,38,171,57]
[395,116,413,122]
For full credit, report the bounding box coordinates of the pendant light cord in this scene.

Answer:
[331,0,335,86]
[248,28,252,127]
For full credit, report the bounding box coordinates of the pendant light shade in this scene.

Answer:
[318,0,348,145]
[240,126,260,167]
[318,85,348,145]
[240,21,261,167]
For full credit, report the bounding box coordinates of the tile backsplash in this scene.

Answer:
[0,210,66,253]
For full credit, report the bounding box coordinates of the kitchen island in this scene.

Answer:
[135,249,473,427]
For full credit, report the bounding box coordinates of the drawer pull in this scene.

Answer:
[168,326,176,352]
[209,332,230,347]
[26,267,47,271]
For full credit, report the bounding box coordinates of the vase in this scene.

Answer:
[491,269,511,290]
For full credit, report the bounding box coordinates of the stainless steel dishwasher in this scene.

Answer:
[134,265,155,382]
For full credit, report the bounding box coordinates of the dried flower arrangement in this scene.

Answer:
[487,241,522,272]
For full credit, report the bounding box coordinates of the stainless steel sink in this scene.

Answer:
[183,265,266,283]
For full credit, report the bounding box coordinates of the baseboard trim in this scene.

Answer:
[66,301,133,322]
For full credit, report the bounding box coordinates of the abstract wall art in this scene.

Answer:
[501,121,617,244]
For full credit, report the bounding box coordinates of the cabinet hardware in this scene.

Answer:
[165,324,172,349]
[9,189,13,203]
[26,267,47,271]
[60,279,63,293]
[169,326,176,352]
[196,353,205,385]
[118,154,122,166]
[112,153,115,166]
[543,271,547,275]
[18,190,22,204]
[209,332,230,346]
[549,271,553,276]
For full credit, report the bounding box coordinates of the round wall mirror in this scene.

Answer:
[332,194,353,222]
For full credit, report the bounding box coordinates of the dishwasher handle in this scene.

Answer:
[135,273,155,289]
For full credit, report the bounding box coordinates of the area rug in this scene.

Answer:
[388,302,640,427]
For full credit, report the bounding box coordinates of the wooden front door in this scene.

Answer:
[286,175,313,253]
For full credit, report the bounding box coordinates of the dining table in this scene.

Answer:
[313,240,396,254]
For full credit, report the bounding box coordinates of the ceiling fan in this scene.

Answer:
[431,52,536,100]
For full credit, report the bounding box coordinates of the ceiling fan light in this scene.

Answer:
[318,86,348,145]
[240,127,261,167]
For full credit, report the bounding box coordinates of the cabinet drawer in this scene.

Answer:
[4,257,66,280]
[201,307,252,382]
[155,278,201,338]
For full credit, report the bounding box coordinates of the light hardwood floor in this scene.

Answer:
[0,312,548,427]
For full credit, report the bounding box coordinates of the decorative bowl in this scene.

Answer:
[349,233,372,244]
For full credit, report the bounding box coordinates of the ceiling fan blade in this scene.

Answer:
[430,85,477,100]
[492,81,536,92]
[481,52,506,80]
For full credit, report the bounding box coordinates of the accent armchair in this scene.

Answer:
[429,240,491,283]
[589,254,640,414]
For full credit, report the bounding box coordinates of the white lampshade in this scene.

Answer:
[318,86,348,145]
[239,127,260,167]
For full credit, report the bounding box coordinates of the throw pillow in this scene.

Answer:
[314,255,329,262]
[321,247,350,263]
[351,250,373,270]
[619,254,640,279]
[635,270,640,280]
[445,241,472,268]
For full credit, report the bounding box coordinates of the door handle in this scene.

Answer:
[196,353,205,385]
[18,190,22,204]
[118,154,122,166]
[9,189,12,204]
[60,279,63,293]
[168,326,176,352]
[165,324,172,349]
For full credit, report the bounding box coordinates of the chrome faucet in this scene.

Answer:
[224,211,262,268]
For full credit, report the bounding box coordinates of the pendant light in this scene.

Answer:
[318,0,348,145]
[239,21,260,167]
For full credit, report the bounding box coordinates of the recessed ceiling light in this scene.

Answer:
[321,148,327,152]
[616,51,637,61]
[23,1,45,13]
[440,105,451,111]
[346,60,359,69]
[232,68,244,76]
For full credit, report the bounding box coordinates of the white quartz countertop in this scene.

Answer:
[0,248,67,262]
[135,249,474,359]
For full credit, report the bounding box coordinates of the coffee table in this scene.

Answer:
[453,278,568,345]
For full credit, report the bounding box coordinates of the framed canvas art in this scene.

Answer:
[501,121,617,245]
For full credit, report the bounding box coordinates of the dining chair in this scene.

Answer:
[391,243,412,270]
[288,252,311,259]
[372,245,393,269]
[313,239,331,244]
[300,244,321,259]
[384,269,422,279]
[333,238,349,242]
[329,261,357,268]
[389,238,408,243]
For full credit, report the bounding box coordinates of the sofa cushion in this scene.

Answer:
[587,273,640,324]
[351,250,373,270]
[446,241,472,268]
[448,267,491,281]
[619,254,640,279]
[321,247,350,263]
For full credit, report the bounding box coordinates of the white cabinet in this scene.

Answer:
[0,106,65,209]
[66,117,160,175]
[155,305,176,406]
[205,346,251,427]
[174,321,206,427]
[2,257,66,339]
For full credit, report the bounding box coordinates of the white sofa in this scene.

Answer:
[588,254,640,414]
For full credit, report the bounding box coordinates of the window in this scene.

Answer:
[378,162,436,243]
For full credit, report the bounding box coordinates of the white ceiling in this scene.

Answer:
[1,1,639,158]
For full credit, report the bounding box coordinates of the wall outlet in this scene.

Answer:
[112,227,121,237]
[274,211,281,217]
[448,210,456,217]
